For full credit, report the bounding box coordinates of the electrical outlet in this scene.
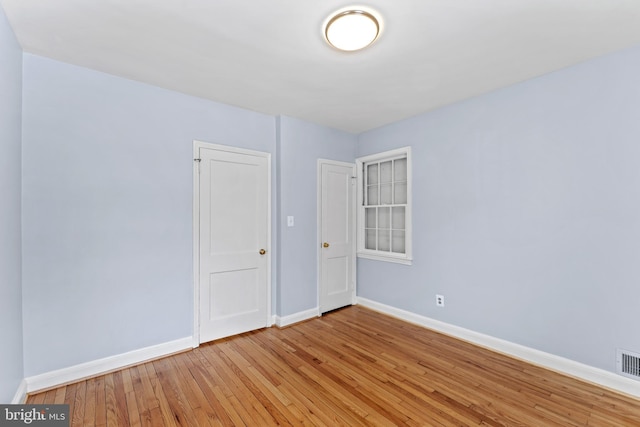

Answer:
[436,294,445,307]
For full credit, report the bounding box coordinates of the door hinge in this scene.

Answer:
[194,158,201,162]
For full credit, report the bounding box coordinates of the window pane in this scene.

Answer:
[378,207,390,229]
[367,185,378,205]
[380,184,392,204]
[378,230,390,251]
[367,163,378,185]
[394,158,407,181]
[394,182,407,204]
[365,229,376,250]
[392,207,405,230]
[380,161,392,183]
[392,231,405,253]
[365,207,376,228]
[358,148,411,263]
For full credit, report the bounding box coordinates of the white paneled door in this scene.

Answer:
[319,160,356,313]
[196,142,270,344]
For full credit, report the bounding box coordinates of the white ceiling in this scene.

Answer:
[3,0,640,134]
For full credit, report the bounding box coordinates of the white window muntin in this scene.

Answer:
[357,147,412,265]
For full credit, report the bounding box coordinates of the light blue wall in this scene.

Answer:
[14,19,640,383]
[276,116,357,316]
[21,54,276,376]
[0,5,24,402]
[357,45,640,373]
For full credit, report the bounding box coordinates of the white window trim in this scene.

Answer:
[356,146,412,265]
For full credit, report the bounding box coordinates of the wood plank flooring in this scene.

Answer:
[27,306,640,426]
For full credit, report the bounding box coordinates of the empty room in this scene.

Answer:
[1,1,640,425]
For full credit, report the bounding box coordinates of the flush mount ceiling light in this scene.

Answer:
[324,9,381,52]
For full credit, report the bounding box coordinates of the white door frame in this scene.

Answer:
[317,159,357,313]
[193,140,272,347]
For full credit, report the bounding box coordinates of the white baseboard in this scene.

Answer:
[25,337,192,394]
[11,379,28,404]
[275,307,319,328]
[357,297,640,399]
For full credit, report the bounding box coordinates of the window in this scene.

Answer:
[356,147,412,265]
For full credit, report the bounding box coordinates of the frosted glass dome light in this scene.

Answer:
[324,10,380,52]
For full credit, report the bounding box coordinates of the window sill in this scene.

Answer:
[357,252,412,265]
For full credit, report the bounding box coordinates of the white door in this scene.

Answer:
[319,160,356,313]
[196,142,270,344]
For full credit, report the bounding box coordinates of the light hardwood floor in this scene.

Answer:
[27,306,640,426]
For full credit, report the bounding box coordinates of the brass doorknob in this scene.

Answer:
[259,249,266,255]
[323,242,330,248]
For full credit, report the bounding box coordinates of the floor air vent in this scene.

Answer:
[617,349,640,380]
